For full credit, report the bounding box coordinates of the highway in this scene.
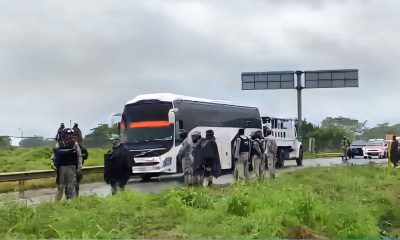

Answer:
[0,156,387,206]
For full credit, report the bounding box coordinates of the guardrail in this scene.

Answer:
[0,166,104,183]
[315,152,342,158]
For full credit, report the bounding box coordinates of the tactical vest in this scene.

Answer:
[54,147,78,166]
[239,136,250,153]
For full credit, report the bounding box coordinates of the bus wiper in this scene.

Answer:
[154,136,172,141]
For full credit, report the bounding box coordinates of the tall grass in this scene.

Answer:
[0,148,107,193]
[0,148,106,173]
[1,166,400,238]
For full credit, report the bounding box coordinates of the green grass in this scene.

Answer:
[0,148,107,193]
[1,166,400,238]
[0,147,106,173]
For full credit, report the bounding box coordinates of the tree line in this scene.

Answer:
[0,117,398,151]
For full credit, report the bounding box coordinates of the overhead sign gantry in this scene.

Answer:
[241,69,359,141]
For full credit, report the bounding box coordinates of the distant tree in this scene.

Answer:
[321,116,367,137]
[301,118,348,151]
[0,136,12,149]
[19,136,56,148]
[361,122,400,140]
[301,119,319,151]
[83,124,115,148]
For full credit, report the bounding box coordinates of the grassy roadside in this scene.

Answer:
[1,165,400,238]
[0,148,107,193]
[0,147,106,172]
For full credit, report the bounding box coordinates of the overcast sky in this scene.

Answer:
[1,0,399,140]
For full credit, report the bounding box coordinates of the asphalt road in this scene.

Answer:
[0,156,388,206]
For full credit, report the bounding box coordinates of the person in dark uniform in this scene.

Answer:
[55,123,65,142]
[390,135,399,167]
[52,128,82,200]
[104,139,132,195]
[72,123,83,144]
[201,130,222,186]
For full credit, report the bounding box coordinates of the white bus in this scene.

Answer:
[118,93,262,181]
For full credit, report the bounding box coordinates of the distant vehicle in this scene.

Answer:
[261,117,303,168]
[363,139,387,159]
[117,93,262,181]
[348,140,367,158]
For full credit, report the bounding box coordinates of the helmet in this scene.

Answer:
[206,129,214,136]
[63,128,74,134]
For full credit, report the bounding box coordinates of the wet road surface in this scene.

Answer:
[0,156,387,206]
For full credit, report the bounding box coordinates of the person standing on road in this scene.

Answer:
[390,135,399,168]
[233,129,251,180]
[264,128,277,179]
[200,130,222,186]
[52,128,82,200]
[192,131,205,185]
[104,138,132,195]
[177,130,195,185]
[341,137,350,162]
[72,123,83,144]
[251,130,265,179]
[55,123,65,142]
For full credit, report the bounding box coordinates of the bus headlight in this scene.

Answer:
[163,157,172,167]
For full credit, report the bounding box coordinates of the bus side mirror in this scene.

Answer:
[168,109,176,124]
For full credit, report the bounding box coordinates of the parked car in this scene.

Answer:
[348,140,367,158]
[363,139,388,159]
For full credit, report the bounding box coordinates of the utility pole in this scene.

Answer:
[296,71,303,142]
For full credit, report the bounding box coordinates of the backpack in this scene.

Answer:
[238,136,250,153]
[59,128,76,149]
[251,138,263,158]
[80,144,89,162]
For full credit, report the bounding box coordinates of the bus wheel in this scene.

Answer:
[276,150,285,168]
[296,147,303,166]
[141,174,153,182]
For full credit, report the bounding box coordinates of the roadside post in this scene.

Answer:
[241,69,359,143]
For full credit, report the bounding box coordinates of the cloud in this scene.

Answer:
[0,0,399,139]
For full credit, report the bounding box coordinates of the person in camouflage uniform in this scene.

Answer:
[264,129,277,179]
[251,130,265,179]
[341,137,350,162]
[177,130,196,185]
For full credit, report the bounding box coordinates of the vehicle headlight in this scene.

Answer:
[163,157,172,167]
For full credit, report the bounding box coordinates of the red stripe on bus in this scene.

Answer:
[129,121,171,128]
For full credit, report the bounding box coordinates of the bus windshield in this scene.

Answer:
[122,101,174,149]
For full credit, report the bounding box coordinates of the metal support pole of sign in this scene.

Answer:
[296,71,303,142]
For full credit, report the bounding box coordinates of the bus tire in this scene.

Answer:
[141,174,153,182]
[296,147,303,166]
[276,150,285,168]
